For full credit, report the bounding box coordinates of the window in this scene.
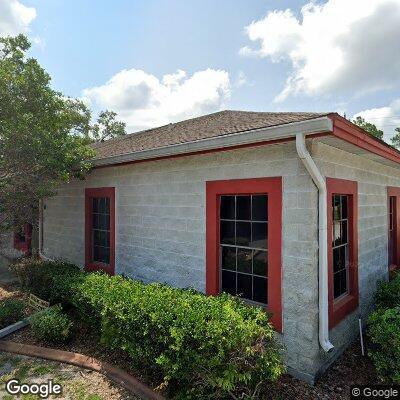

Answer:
[85,188,115,275]
[220,195,268,304]
[387,187,400,275]
[332,195,349,299]
[327,178,358,329]
[14,223,32,255]
[206,177,282,332]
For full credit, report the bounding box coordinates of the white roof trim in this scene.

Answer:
[92,116,333,167]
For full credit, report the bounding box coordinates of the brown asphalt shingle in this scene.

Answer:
[92,110,330,160]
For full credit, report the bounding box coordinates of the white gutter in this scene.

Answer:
[93,117,333,167]
[296,133,334,353]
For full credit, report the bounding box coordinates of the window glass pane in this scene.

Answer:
[99,214,110,230]
[236,196,251,220]
[341,220,347,244]
[251,222,267,249]
[92,214,99,229]
[236,222,251,246]
[340,269,347,295]
[221,196,235,220]
[103,248,110,265]
[253,250,267,276]
[237,248,252,274]
[341,196,348,219]
[252,195,268,221]
[333,247,341,273]
[221,221,235,244]
[221,247,236,271]
[92,198,99,213]
[333,221,341,246]
[333,196,341,220]
[222,270,236,295]
[237,273,252,300]
[253,277,268,304]
[333,273,341,298]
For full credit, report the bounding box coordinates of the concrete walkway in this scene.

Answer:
[0,255,17,284]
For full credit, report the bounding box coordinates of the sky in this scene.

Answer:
[1,0,400,141]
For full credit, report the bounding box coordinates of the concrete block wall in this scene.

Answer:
[311,140,400,376]
[42,141,322,378]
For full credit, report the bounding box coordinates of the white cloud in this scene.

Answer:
[353,100,400,141]
[241,0,400,101]
[0,0,36,36]
[82,68,231,132]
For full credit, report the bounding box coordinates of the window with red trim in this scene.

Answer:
[14,223,32,255]
[327,178,358,329]
[206,177,282,332]
[387,187,400,276]
[85,187,115,275]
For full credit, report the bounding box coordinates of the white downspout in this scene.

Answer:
[296,133,334,353]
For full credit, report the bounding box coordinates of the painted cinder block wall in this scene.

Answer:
[41,139,400,381]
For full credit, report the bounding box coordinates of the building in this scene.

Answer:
[13,111,400,382]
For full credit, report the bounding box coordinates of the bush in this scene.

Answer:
[376,273,400,309]
[18,260,284,399]
[72,273,284,399]
[368,307,400,383]
[0,299,25,329]
[30,305,73,343]
[11,258,82,304]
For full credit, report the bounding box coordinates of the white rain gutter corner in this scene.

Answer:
[296,133,334,353]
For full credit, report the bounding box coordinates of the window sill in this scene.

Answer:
[330,293,358,329]
[85,262,114,276]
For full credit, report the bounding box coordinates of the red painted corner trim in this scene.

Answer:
[85,187,116,275]
[206,177,282,332]
[326,178,359,329]
[329,114,400,165]
[14,224,32,255]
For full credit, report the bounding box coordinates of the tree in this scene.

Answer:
[0,34,95,232]
[90,110,126,142]
[391,128,400,149]
[352,116,384,140]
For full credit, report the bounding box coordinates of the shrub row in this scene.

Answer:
[0,299,24,329]
[13,259,284,399]
[368,273,400,383]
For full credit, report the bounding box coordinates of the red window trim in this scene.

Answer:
[206,177,282,332]
[14,223,32,255]
[387,186,400,276]
[85,187,116,275]
[327,178,359,329]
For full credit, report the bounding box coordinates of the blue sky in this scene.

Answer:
[2,0,400,138]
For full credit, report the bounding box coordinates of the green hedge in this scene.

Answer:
[368,273,400,383]
[375,273,400,309]
[368,307,400,383]
[0,299,25,329]
[14,259,284,398]
[30,304,73,343]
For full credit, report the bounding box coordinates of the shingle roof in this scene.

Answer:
[92,110,330,160]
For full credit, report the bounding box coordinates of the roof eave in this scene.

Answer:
[92,116,333,168]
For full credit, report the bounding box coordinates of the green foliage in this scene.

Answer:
[10,258,82,304]
[368,307,400,383]
[0,299,25,329]
[0,34,95,231]
[30,305,73,343]
[375,273,400,309]
[352,116,384,140]
[391,127,400,150]
[90,110,126,142]
[19,260,284,399]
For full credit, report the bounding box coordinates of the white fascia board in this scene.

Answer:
[92,116,333,167]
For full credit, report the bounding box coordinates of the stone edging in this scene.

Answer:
[0,340,165,400]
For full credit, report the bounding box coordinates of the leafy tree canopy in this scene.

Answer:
[391,128,400,150]
[0,34,95,230]
[352,116,384,140]
[89,110,126,142]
